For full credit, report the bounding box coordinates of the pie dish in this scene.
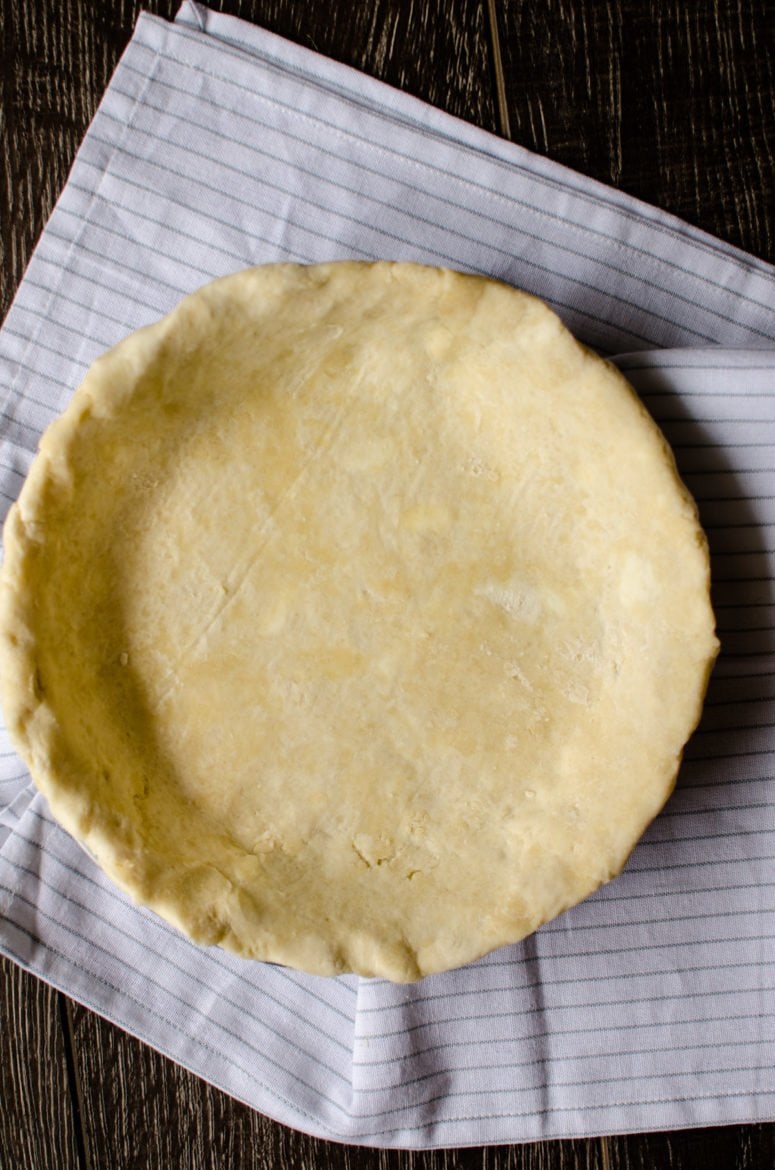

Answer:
[0,261,718,981]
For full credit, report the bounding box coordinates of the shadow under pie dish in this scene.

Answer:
[0,261,718,982]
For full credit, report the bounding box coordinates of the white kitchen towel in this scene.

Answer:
[0,0,773,1147]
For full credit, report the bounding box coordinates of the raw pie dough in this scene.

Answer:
[0,262,718,981]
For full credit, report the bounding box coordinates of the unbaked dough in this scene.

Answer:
[0,262,718,980]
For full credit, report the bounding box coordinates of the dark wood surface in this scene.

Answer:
[1,1,773,1167]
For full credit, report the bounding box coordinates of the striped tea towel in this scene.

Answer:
[0,0,774,1147]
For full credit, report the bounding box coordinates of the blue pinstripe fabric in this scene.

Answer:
[0,0,774,1146]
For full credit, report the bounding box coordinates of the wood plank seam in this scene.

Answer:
[58,993,91,1170]
[484,0,513,139]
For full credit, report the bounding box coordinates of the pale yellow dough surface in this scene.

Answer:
[0,262,718,980]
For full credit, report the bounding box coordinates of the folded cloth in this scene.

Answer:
[1,0,774,1147]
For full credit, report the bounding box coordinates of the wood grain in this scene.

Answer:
[0,0,118,317]
[224,0,499,129]
[0,0,498,321]
[492,0,775,262]
[0,956,80,1170]
[606,1123,775,1169]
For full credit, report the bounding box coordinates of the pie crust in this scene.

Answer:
[0,262,718,980]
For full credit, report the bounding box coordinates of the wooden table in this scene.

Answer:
[1,2,773,1166]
